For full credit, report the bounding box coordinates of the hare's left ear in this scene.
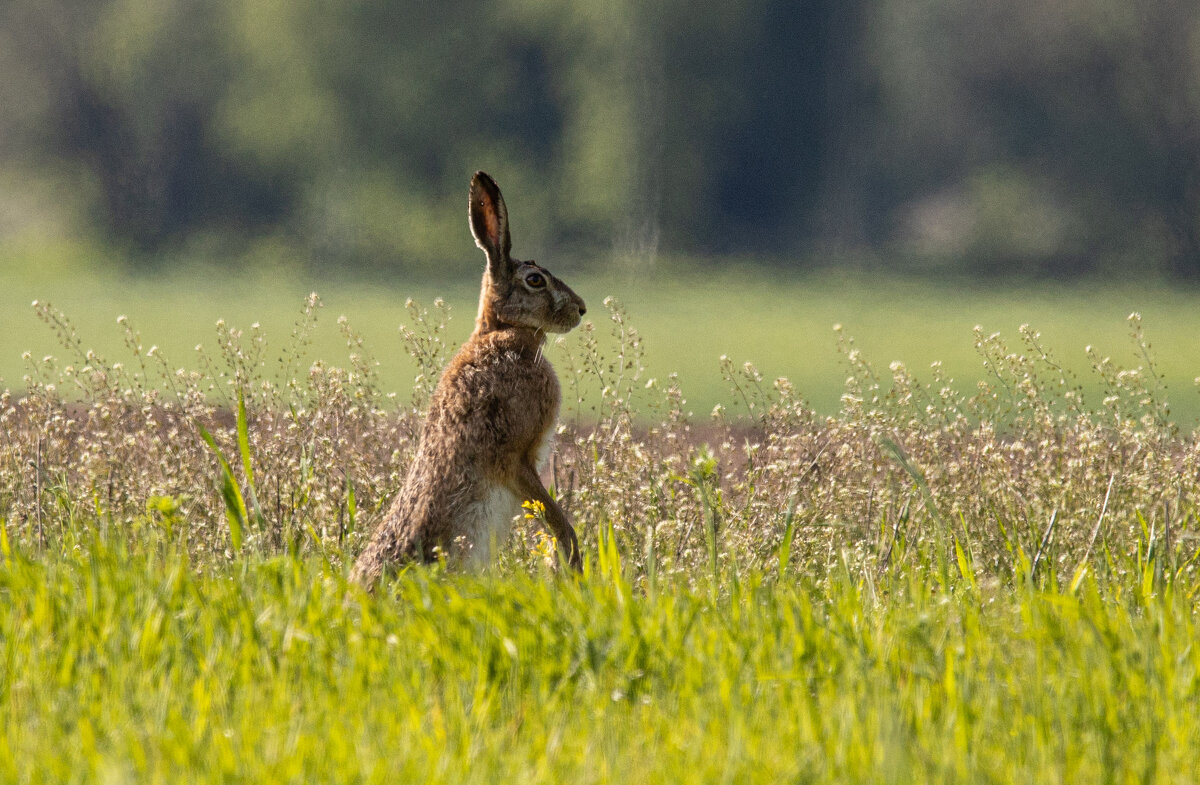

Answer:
[469,171,511,275]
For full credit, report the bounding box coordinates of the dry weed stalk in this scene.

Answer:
[1,299,1196,589]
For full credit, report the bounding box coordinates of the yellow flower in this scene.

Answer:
[523,501,556,567]
[531,530,558,567]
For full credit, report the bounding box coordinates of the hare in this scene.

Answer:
[350,171,586,585]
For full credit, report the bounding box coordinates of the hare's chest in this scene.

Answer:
[529,359,560,470]
[533,426,555,471]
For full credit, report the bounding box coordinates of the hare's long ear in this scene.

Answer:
[469,171,511,276]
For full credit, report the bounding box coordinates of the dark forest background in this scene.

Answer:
[3,0,1200,280]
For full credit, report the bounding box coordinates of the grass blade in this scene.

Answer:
[0,519,11,567]
[954,535,977,591]
[880,436,945,526]
[198,423,249,555]
[777,493,799,579]
[1030,509,1058,581]
[235,388,265,528]
[218,472,245,555]
[345,475,357,540]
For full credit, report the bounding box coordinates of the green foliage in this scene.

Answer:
[3,524,1200,782]
[196,389,267,556]
[4,0,1200,275]
[2,274,1200,780]
[198,422,247,554]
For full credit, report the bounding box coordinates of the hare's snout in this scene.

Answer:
[537,283,585,333]
[557,292,586,331]
[568,288,586,318]
[551,310,583,333]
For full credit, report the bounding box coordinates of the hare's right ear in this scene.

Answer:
[469,171,511,276]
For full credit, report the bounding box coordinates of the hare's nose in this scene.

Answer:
[578,303,587,316]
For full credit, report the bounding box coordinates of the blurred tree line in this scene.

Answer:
[2,0,1199,279]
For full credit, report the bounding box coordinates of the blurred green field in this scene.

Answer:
[3,264,1199,424]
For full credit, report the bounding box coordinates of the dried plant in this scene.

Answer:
[1,299,1196,593]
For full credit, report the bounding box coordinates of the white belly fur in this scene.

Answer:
[534,429,554,471]
[463,485,521,567]
[459,432,554,566]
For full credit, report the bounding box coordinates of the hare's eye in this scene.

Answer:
[525,272,546,288]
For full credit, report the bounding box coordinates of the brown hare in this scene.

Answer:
[350,171,586,585]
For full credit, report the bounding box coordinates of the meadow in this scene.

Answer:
[2,265,1200,782]
[5,263,1200,423]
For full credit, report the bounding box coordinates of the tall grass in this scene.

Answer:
[2,291,1199,782]
[2,294,1199,585]
[6,268,1200,423]
[2,527,1198,783]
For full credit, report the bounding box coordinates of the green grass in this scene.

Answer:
[4,265,1200,423]
[3,525,1199,783]
[5,262,1200,783]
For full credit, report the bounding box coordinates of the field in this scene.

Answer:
[3,264,1200,782]
[4,263,1200,423]
[4,538,1200,782]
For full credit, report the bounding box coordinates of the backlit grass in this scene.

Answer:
[3,526,1199,784]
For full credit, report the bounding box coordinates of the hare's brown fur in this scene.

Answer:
[350,172,585,585]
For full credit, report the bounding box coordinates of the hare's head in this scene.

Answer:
[469,172,586,334]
